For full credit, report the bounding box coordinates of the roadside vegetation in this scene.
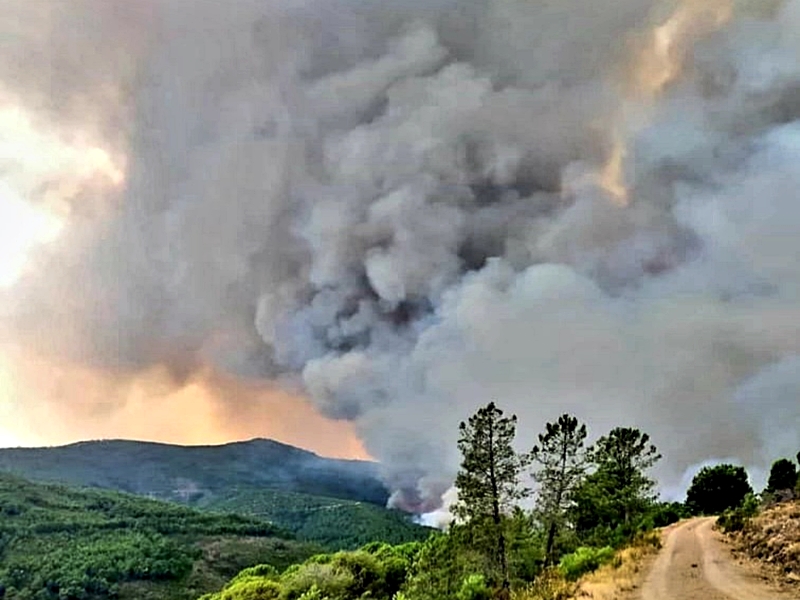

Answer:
[709,454,800,534]
[710,453,800,587]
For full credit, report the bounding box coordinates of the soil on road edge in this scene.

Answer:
[637,517,796,600]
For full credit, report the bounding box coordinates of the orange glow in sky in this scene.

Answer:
[0,347,370,459]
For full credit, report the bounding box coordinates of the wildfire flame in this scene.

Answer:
[597,130,630,206]
[595,0,734,205]
[631,0,734,100]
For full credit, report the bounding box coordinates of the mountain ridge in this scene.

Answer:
[0,437,388,506]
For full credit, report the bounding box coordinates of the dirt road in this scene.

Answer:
[639,517,795,600]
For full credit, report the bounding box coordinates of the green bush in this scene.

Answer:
[297,584,325,600]
[280,562,355,600]
[717,493,759,533]
[456,574,492,600]
[648,502,689,527]
[557,547,615,581]
[740,493,760,517]
[229,564,279,583]
[217,578,283,600]
[717,509,746,533]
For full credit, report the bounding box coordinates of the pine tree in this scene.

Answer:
[572,427,661,544]
[530,414,590,565]
[453,402,528,596]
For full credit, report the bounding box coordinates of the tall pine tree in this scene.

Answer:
[454,402,528,596]
[573,427,661,544]
[530,414,591,565]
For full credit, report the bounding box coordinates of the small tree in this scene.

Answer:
[685,464,753,515]
[530,414,591,565]
[767,458,798,493]
[454,402,528,596]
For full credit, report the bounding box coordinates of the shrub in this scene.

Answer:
[649,502,688,527]
[456,574,492,600]
[717,509,746,533]
[297,584,325,600]
[740,493,760,517]
[218,578,282,600]
[717,492,759,533]
[557,547,615,581]
[229,564,279,583]
[280,562,354,600]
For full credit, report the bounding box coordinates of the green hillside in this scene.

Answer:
[0,473,321,600]
[0,439,388,505]
[0,439,431,550]
[196,488,432,549]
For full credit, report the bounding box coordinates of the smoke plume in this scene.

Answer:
[2,0,800,509]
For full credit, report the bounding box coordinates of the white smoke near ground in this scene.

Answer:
[2,0,800,510]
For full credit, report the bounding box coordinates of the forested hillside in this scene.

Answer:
[0,439,431,550]
[0,474,321,600]
[0,439,387,505]
[197,488,431,549]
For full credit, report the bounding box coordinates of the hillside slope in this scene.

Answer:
[0,473,321,600]
[0,439,432,550]
[197,488,432,549]
[0,438,387,505]
[730,500,800,586]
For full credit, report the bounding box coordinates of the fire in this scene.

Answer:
[630,0,734,100]
[597,130,629,207]
[0,104,126,287]
[594,0,734,205]
[0,346,370,460]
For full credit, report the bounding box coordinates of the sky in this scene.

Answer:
[1,0,800,510]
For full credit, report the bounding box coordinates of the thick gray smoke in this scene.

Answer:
[3,0,800,509]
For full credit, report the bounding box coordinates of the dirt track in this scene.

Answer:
[639,517,795,600]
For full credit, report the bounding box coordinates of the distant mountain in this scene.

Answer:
[0,438,432,550]
[0,438,388,505]
[0,472,320,600]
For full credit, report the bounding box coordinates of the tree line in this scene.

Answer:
[452,403,668,596]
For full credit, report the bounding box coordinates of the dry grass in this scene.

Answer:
[569,531,662,600]
[512,531,662,600]
[730,500,800,583]
[512,569,576,600]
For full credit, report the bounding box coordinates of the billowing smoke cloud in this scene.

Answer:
[2,0,800,509]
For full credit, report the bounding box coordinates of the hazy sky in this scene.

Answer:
[1,0,799,509]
